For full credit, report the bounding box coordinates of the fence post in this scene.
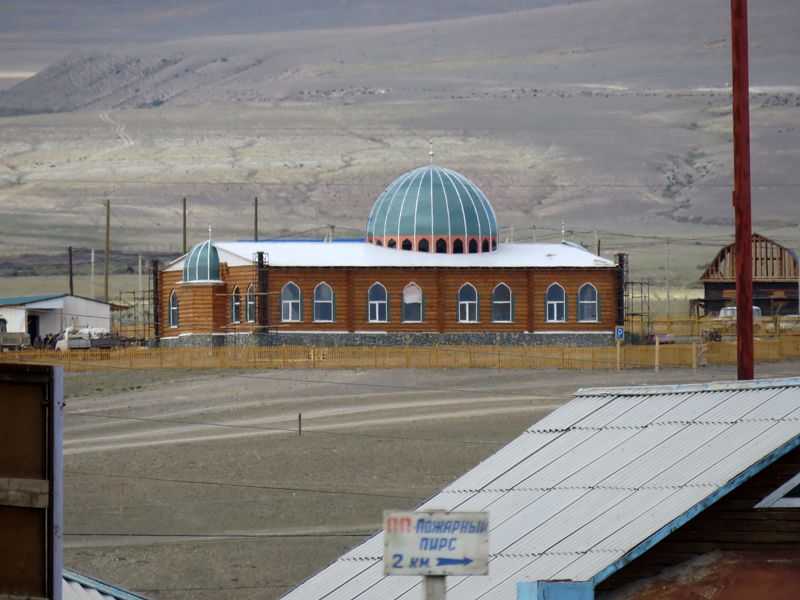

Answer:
[312,346,316,369]
[405,346,410,368]
[692,343,698,375]
[282,345,287,369]
[655,336,660,373]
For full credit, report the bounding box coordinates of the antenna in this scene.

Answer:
[429,138,434,165]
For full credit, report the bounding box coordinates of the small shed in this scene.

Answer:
[280,376,800,600]
[0,294,113,344]
[698,233,799,316]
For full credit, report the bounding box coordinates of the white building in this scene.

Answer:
[0,294,113,343]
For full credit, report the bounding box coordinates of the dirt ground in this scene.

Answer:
[61,362,800,599]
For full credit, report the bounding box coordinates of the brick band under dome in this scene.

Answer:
[365,165,499,254]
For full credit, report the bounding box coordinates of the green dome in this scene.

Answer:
[365,166,498,254]
[182,240,220,282]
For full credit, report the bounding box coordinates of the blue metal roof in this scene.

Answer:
[280,377,800,600]
[0,293,68,306]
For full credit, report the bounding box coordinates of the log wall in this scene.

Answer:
[161,265,618,335]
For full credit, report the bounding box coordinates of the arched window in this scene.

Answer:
[546,283,567,323]
[492,283,514,323]
[281,283,302,322]
[245,285,256,323]
[469,239,478,254]
[402,283,424,323]
[168,290,179,328]
[482,239,489,253]
[458,284,479,323]
[578,283,599,322]
[376,239,383,247]
[418,239,429,252]
[388,239,397,249]
[402,239,412,251]
[313,282,335,322]
[492,240,497,250]
[453,239,464,254]
[230,286,241,324]
[368,283,389,322]
[436,238,448,254]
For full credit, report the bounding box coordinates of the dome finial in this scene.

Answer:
[561,221,565,241]
[429,137,434,165]
[208,219,212,241]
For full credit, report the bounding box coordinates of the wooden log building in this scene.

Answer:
[158,166,622,339]
[699,233,800,317]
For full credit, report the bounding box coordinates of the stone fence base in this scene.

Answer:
[157,331,616,349]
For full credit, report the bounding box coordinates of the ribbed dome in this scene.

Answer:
[365,166,499,254]
[182,240,221,282]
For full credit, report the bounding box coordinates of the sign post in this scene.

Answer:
[384,511,489,600]
[615,326,624,370]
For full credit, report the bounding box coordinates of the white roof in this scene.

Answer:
[280,377,800,600]
[165,240,616,271]
[63,569,152,600]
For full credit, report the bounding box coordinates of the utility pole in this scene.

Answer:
[90,248,95,299]
[254,197,258,241]
[731,0,754,379]
[182,197,187,254]
[105,200,110,304]
[68,246,74,296]
[666,240,671,318]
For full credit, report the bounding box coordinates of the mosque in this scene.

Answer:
[157,165,622,343]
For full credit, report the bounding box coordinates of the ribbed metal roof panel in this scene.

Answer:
[451,430,563,491]
[280,377,800,600]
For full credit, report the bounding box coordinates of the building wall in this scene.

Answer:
[161,264,618,337]
[596,445,800,595]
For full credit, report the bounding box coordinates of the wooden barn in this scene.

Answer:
[699,233,799,317]
[157,166,623,341]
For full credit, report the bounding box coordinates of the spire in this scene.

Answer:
[429,138,434,165]
[208,219,212,241]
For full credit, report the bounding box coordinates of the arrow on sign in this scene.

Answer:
[436,557,474,567]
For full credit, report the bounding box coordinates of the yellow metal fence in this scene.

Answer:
[4,337,799,372]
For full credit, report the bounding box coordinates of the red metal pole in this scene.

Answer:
[731,0,754,379]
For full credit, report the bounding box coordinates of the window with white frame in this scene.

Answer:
[458,283,479,323]
[281,282,302,322]
[402,283,423,323]
[492,283,514,323]
[230,286,241,323]
[546,283,566,323]
[245,284,256,323]
[313,282,335,322]
[578,283,599,322]
[368,283,389,322]
[168,291,179,328]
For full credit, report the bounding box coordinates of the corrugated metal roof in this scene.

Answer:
[62,569,153,600]
[0,293,67,306]
[280,377,800,600]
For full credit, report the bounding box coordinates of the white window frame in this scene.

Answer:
[245,284,256,323]
[281,282,302,323]
[578,283,599,323]
[230,286,241,324]
[313,282,335,323]
[368,283,389,323]
[458,283,479,323]
[402,283,423,323]
[546,283,566,323]
[492,283,513,323]
[168,290,179,328]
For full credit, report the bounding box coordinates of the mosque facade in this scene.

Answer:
[158,166,622,342]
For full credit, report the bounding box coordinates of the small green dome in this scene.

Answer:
[365,166,498,253]
[182,240,220,282]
